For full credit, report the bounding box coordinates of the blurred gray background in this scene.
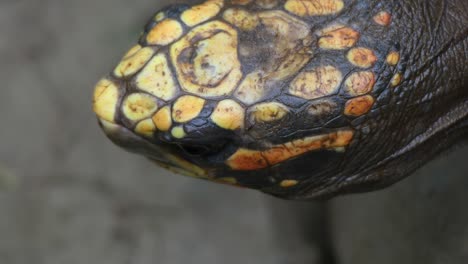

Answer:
[0,0,467,263]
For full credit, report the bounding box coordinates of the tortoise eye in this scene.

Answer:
[177,139,228,157]
[177,144,211,156]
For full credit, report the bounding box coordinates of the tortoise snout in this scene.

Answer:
[92,75,237,178]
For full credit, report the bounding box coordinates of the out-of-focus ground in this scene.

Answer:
[0,1,467,264]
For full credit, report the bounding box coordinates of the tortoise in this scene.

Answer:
[92,0,467,200]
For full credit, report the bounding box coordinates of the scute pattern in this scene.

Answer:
[289,65,343,100]
[122,93,159,122]
[146,19,183,45]
[343,71,375,96]
[170,20,242,97]
[318,24,360,50]
[256,11,313,81]
[211,100,245,130]
[248,102,289,123]
[93,0,402,194]
[135,53,178,101]
[181,0,224,26]
[113,46,155,78]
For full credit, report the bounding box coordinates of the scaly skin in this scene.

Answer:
[92,0,467,200]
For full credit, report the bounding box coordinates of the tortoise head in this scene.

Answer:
[92,0,468,199]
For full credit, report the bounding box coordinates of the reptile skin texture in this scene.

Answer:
[92,0,468,200]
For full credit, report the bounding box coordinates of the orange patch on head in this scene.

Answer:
[344,95,375,116]
[181,0,224,27]
[318,25,360,50]
[135,118,156,137]
[344,71,376,96]
[172,95,205,123]
[146,19,183,46]
[152,106,172,131]
[386,51,400,66]
[289,65,342,100]
[114,46,155,78]
[347,48,378,68]
[227,149,269,170]
[122,93,158,121]
[227,130,354,170]
[373,11,392,26]
[285,0,344,16]
[93,78,120,122]
[135,53,178,101]
[211,99,245,130]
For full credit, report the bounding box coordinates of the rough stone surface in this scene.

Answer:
[0,1,466,263]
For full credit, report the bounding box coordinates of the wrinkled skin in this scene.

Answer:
[93,0,467,200]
